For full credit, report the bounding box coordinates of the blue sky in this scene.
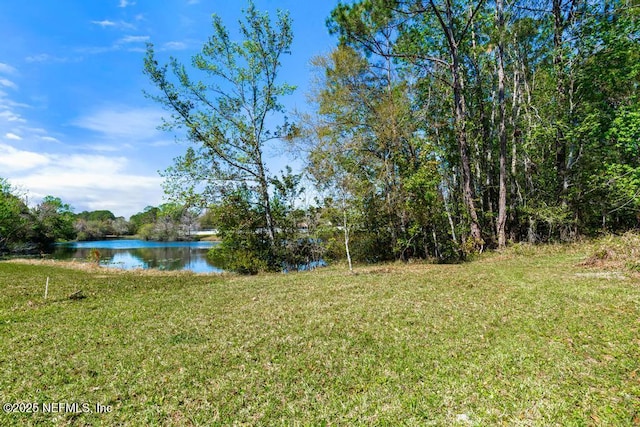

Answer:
[0,0,338,218]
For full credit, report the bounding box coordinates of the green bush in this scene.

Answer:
[137,223,156,241]
[208,245,268,275]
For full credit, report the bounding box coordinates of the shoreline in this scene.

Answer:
[2,258,225,276]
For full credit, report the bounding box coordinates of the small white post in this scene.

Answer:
[44,277,49,300]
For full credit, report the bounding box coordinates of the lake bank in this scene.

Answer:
[3,258,224,276]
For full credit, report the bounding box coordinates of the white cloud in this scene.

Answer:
[119,0,136,7]
[92,20,117,27]
[149,140,173,147]
[118,35,150,44]
[76,46,115,55]
[0,87,28,141]
[25,127,47,134]
[0,63,17,75]
[76,31,147,55]
[0,110,26,123]
[25,54,68,63]
[0,91,30,109]
[88,143,133,152]
[20,171,163,218]
[63,154,128,171]
[72,106,165,141]
[91,20,136,30]
[162,41,188,51]
[0,143,50,172]
[0,78,17,90]
[5,147,163,218]
[40,136,61,143]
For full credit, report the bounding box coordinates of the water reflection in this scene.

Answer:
[51,240,223,273]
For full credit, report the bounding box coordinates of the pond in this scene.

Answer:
[50,240,223,273]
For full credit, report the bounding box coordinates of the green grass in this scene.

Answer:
[1,240,639,425]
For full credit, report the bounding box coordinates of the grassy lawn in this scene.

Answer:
[1,241,639,425]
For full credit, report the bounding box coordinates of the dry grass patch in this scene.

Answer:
[578,232,640,275]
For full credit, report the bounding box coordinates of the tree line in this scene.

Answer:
[4,0,636,273]
[307,0,639,258]
[0,178,206,254]
[143,0,638,273]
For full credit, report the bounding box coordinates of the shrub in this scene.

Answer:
[208,245,269,275]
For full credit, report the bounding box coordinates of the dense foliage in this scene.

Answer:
[4,1,636,272]
[0,180,77,253]
[301,0,640,261]
[0,179,32,253]
[0,181,204,253]
[139,0,639,272]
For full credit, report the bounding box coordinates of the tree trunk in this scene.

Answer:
[469,7,492,219]
[256,151,276,246]
[453,57,483,248]
[427,0,484,250]
[441,185,458,245]
[553,0,568,203]
[342,195,353,272]
[509,65,523,241]
[496,0,508,249]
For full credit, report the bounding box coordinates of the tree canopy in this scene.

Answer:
[137,0,639,272]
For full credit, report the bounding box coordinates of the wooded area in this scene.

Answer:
[150,0,638,271]
[2,0,638,273]
[306,0,639,261]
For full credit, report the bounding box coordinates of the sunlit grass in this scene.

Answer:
[1,239,639,425]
